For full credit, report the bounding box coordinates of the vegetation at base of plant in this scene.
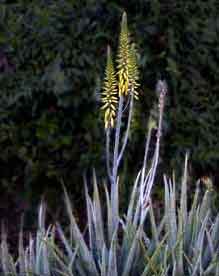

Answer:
[1,158,219,275]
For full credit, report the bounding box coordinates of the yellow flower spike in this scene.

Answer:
[101,46,118,129]
[128,43,139,99]
[117,12,130,97]
[101,13,140,128]
[117,13,140,99]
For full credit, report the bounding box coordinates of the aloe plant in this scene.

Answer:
[2,156,219,275]
[0,204,57,275]
[44,155,219,276]
[140,155,219,276]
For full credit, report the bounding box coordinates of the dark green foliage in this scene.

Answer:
[0,0,218,208]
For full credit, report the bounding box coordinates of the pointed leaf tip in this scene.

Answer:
[107,45,111,57]
[122,11,127,24]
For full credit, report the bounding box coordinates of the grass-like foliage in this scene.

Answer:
[0,12,218,276]
[1,157,219,275]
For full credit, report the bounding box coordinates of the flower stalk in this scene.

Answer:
[101,12,167,233]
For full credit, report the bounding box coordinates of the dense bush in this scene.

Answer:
[0,0,219,207]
